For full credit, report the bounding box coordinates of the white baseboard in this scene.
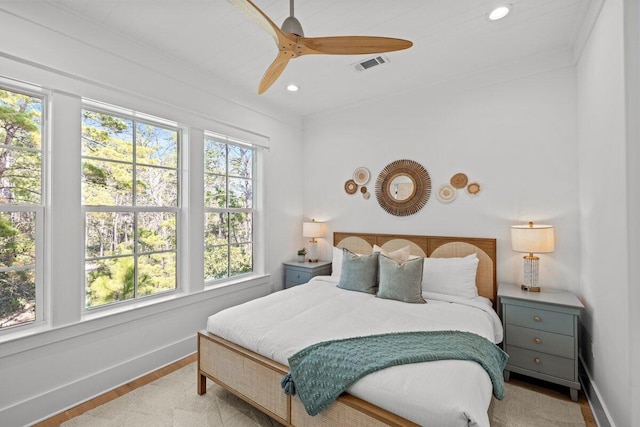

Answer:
[3,336,195,427]
[579,354,616,427]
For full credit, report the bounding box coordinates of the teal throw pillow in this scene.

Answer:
[377,254,426,304]
[337,248,379,294]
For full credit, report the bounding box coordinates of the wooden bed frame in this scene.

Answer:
[198,232,497,427]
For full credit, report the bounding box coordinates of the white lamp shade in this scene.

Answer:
[303,221,326,239]
[511,223,554,253]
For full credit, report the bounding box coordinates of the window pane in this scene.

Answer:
[138,252,176,296]
[138,212,176,252]
[0,89,42,150]
[205,246,228,281]
[0,211,36,268]
[204,174,226,208]
[1,89,42,205]
[0,269,35,328]
[0,149,41,204]
[82,110,133,161]
[205,212,228,247]
[205,139,226,174]
[82,159,133,206]
[228,145,252,178]
[1,88,42,328]
[85,212,134,258]
[135,166,177,207]
[230,244,252,277]
[83,107,180,308]
[204,139,255,283]
[136,122,177,168]
[229,213,252,244]
[86,256,135,308]
[228,177,252,208]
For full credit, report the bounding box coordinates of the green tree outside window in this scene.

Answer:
[204,138,254,282]
[0,88,42,329]
[82,108,178,308]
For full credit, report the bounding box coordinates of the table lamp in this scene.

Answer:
[303,219,326,263]
[511,221,554,292]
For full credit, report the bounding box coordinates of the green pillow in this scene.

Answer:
[377,254,426,303]
[338,248,379,294]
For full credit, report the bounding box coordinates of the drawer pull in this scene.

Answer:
[296,274,300,279]
[533,316,542,322]
[534,358,541,364]
[534,338,542,344]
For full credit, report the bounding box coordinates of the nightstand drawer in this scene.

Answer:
[285,269,312,286]
[506,325,574,358]
[505,305,574,336]
[506,346,575,381]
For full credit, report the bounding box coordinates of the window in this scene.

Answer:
[204,135,254,282]
[81,107,179,309]
[0,85,44,329]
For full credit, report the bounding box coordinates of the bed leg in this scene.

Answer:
[198,372,207,395]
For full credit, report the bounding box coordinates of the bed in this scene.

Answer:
[197,232,501,427]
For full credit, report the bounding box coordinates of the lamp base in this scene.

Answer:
[521,254,541,292]
[307,240,319,263]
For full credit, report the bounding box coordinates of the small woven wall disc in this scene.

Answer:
[450,173,469,189]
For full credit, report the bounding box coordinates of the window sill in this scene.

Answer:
[0,274,271,358]
[204,272,264,290]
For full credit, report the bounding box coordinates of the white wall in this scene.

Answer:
[0,280,271,425]
[0,6,304,426]
[623,0,640,422]
[577,0,631,425]
[303,65,580,292]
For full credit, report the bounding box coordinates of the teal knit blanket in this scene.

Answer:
[280,330,508,416]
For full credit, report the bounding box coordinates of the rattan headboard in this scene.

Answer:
[334,232,497,306]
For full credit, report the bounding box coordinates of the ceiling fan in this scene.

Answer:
[228,0,413,94]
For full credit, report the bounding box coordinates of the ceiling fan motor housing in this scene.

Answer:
[281,16,304,36]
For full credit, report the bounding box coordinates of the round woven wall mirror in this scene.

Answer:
[375,159,431,216]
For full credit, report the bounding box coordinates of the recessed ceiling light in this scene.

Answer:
[489,6,510,21]
[286,84,299,92]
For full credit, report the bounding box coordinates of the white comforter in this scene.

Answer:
[207,276,503,427]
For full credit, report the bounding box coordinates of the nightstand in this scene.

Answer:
[498,283,584,401]
[282,261,332,289]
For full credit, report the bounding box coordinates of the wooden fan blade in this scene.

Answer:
[258,52,292,94]
[297,36,413,56]
[227,0,282,43]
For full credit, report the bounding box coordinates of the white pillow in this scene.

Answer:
[421,253,479,299]
[331,246,342,276]
[372,244,411,264]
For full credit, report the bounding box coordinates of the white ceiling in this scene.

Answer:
[7,0,590,116]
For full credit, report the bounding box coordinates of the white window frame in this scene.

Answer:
[204,132,256,285]
[0,79,47,335]
[81,101,182,311]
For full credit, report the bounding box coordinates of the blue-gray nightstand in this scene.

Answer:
[498,283,584,401]
[282,260,332,289]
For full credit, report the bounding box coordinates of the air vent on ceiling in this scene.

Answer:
[353,55,389,72]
